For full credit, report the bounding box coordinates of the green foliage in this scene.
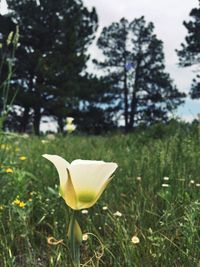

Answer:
[0,123,200,266]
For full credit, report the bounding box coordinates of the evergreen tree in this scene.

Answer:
[6,0,98,134]
[177,1,200,100]
[95,17,185,131]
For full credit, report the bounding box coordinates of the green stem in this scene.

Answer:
[68,210,82,267]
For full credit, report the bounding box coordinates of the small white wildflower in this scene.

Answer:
[131,236,140,244]
[81,209,88,214]
[162,183,170,187]
[46,134,56,140]
[189,180,195,184]
[82,234,88,241]
[196,183,200,187]
[113,211,122,217]
[41,139,49,144]
[102,206,108,210]
[163,177,169,181]
[136,176,142,181]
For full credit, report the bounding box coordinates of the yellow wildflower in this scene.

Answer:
[19,201,26,208]
[5,168,13,173]
[19,156,27,161]
[12,199,20,205]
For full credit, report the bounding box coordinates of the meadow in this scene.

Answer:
[0,122,200,267]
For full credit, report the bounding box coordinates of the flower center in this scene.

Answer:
[78,190,96,203]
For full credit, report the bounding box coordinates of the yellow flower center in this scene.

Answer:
[78,190,96,204]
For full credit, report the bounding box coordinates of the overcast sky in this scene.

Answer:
[1,0,199,121]
[83,0,200,121]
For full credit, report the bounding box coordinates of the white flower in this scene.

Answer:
[102,206,108,210]
[46,134,56,140]
[41,139,49,144]
[131,236,140,244]
[136,176,142,181]
[196,183,200,187]
[66,124,76,133]
[190,180,195,184]
[82,234,88,241]
[42,154,118,210]
[81,209,88,214]
[162,183,170,187]
[113,211,122,217]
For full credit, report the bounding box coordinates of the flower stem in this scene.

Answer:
[68,210,82,267]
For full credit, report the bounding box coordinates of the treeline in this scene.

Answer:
[0,0,199,134]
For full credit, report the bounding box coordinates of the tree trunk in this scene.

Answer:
[33,107,41,135]
[58,116,64,133]
[20,106,30,132]
[124,66,129,133]
[129,57,141,130]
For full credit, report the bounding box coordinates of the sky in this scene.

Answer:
[0,0,199,123]
[83,0,200,121]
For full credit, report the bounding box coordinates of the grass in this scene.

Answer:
[0,122,200,266]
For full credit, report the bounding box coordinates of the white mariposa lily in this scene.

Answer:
[42,154,118,210]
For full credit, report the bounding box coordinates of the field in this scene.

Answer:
[0,122,200,267]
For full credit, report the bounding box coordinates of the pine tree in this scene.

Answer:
[177,1,200,100]
[6,0,98,134]
[95,16,185,131]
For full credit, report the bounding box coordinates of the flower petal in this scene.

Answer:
[42,154,70,188]
[70,160,118,209]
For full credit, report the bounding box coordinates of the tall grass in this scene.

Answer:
[0,122,200,266]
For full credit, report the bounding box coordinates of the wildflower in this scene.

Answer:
[162,183,169,187]
[1,144,10,150]
[131,235,140,244]
[41,139,49,144]
[19,201,26,208]
[42,154,118,210]
[163,177,169,181]
[136,176,142,181]
[81,209,88,214]
[5,168,13,173]
[102,206,108,210]
[12,199,20,205]
[196,183,200,187]
[82,234,88,241]
[66,117,74,124]
[19,156,27,161]
[65,117,76,133]
[113,211,122,217]
[66,124,76,133]
[46,134,56,140]
[0,205,4,210]
[190,180,195,184]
